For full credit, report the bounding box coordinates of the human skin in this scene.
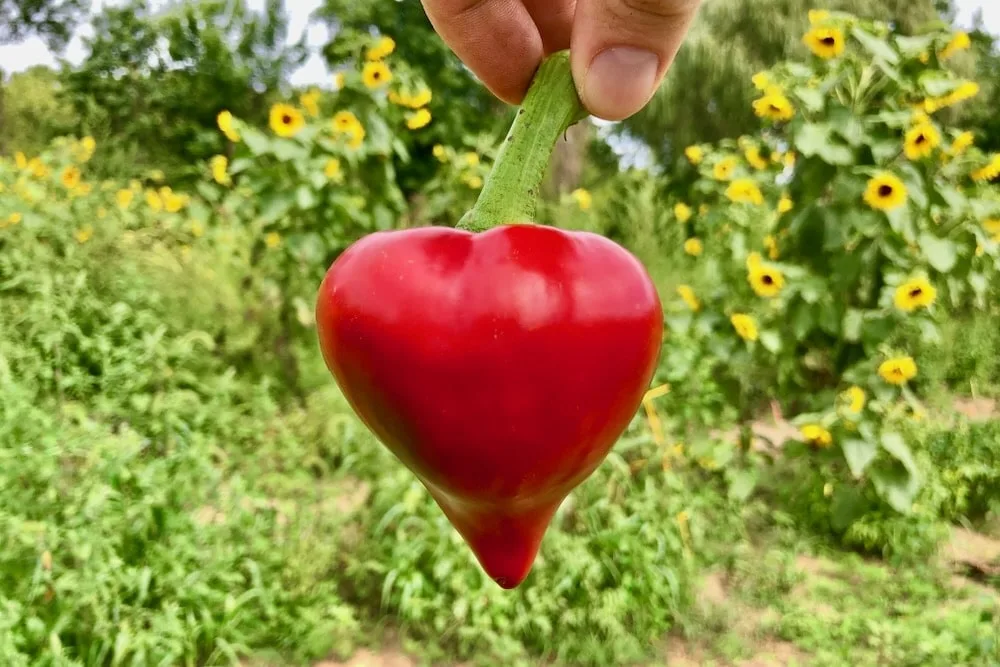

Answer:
[420,0,703,121]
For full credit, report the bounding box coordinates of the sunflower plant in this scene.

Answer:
[659,12,1000,513]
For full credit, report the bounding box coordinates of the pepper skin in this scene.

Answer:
[316,224,662,588]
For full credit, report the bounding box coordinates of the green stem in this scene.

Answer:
[457,51,587,232]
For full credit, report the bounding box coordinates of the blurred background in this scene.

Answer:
[1,1,999,665]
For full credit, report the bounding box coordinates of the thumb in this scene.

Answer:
[571,0,702,121]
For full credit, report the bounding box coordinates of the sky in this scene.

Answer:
[0,0,997,87]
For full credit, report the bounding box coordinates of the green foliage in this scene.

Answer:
[0,67,74,156]
[625,0,943,164]
[60,0,306,180]
[0,0,88,49]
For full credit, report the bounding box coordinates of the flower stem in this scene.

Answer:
[457,51,587,232]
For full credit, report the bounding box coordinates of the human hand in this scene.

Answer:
[421,0,702,121]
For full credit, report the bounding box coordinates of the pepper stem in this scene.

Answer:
[457,51,587,232]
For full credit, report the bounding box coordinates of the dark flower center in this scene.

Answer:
[762,274,774,285]
[373,71,382,79]
[909,287,923,298]
[821,36,836,46]
[282,114,292,125]
[915,134,927,145]
[878,184,894,197]
[770,104,782,113]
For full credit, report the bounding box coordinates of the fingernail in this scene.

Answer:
[582,47,660,121]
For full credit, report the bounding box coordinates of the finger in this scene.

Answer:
[421,0,544,104]
[523,0,576,54]
[571,0,702,120]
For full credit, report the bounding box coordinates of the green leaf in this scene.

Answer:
[829,109,865,147]
[917,319,941,345]
[794,123,829,158]
[792,302,815,340]
[918,233,958,272]
[881,432,919,476]
[830,486,869,532]
[727,469,759,502]
[296,185,317,210]
[843,309,863,342]
[870,464,920,514]
[918,72,960,97]
[258,191,295,225]
[794,87,824,113]
[841,439,878,478]
[895,34,936,57]
[851,27,900,65]
[241,127,271,155]
[759,331,782,354]
[273,140,308,162]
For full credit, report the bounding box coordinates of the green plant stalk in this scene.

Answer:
[458,51,587,232]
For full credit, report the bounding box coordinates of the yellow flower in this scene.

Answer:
[300,89,321,117]
[406,108,432,130]
[919,51,930,64]
[784,152,797,168]
[332,72,345,90]
[983,219,1000,241]
[76,136,97,162]
[903,123,940,161]
[800,424,833,448]
[748,264,785,298]
[362,61,392,89]
[269,103,305,138]
[746,251,763,270]
[145,189,163,212]
[72,183,92,198]
[863,172,907,211]
[924,81,980,113]
[674,202,692,222]
[676,285,700,312]
[464,153,480,167]
[3,212,22,228]
[751,71,771,91]
[778,195,794,214]
[879,356,917,385]
[894,277,936,312]
[366,36,396,61]
[808,9,831,25]
[60,166,82,189]
[699,204,709,216]
[940,31,971,60]
[764,235,779,260]
[393,88,433,109]
[433,144,447,161]
[684,238,703,257]
[948,131,974,157]
[74,224,94,244]
[726,179,764,205]
[753,91,796,122]
[211,155,230,186]
[324,158,343,182]
[116,189,134,210]
[162,188,186,213]
[190,220,205,238]
[571,188,593,211]
[217,110,240,142]
[463,175,484,189]
[745,147,769,170]
[730,314,759,341]
[265,232,281,249]
[803,27,845,59]
[713,156,738,181]
[971,154,1000,183]
[842,386,866,413]
[332,111,365,149]
[685,145,704,164]
[15,152,27,169]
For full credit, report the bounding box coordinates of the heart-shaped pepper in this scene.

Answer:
[315,52,663,588]
[316,224,661,587]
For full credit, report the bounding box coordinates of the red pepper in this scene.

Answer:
[316,53,663,588]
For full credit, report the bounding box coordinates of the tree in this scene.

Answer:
[0,66,74,155]
[61,0,306,179]
[622,0,942,165]
[0,0,88,50]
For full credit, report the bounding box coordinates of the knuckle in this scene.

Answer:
[612,0,699,23]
